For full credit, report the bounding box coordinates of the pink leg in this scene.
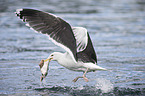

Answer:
[73,68,89,82]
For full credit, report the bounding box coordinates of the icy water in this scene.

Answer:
[0,0,145,95]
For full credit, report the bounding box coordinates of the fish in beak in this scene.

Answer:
[39,58,52,81]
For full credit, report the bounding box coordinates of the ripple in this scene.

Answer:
[34,86,145,96]
[0,0,145,95]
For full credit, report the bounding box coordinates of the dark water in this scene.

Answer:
[0,0,145,95]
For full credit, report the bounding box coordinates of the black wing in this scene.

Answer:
[16,9,77,62]
[77,33,97,64]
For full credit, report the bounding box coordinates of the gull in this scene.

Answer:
[15,8,107,82]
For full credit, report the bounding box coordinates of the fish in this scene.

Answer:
[39,59,50,81]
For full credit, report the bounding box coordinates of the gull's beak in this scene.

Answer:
[44,57,53,62]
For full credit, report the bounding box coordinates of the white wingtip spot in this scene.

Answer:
[15,14,18,17]
[16,9,23,14]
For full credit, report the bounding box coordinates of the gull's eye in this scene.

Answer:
[51,54,54,56]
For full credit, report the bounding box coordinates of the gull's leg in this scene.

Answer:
[73,68,89,82]
[83,68,89,82]
[73,76,83,82]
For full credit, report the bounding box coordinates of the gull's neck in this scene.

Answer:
[56,52,75,67]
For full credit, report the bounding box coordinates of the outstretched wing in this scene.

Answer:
[72,27,97,64]
[16,9,77,62]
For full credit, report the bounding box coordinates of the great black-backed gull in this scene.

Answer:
[15,8,107,82]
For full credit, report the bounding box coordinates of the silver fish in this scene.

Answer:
[39,58,51,81]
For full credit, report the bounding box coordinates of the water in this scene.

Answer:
[0,0,145,95]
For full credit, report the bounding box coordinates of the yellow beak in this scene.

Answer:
[44,58,53,62]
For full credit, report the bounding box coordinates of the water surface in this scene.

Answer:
[0,0,145,95]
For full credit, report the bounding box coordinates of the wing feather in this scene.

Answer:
[16,8,77,62]
[72,27,88,52]
[72,27,97,64]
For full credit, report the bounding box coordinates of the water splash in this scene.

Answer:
[95,78,114,93]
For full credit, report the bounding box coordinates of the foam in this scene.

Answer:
[95,78,114,93]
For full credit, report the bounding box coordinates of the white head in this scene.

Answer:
[47,52,64,61]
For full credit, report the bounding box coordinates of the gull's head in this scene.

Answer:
[45,52,63,62]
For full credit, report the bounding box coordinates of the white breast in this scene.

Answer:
[56,52,86,71]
